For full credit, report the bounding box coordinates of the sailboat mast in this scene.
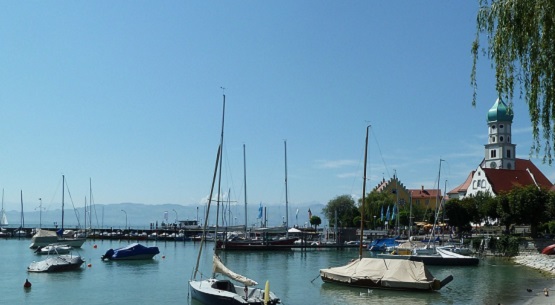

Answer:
[395,169,399,235]
[430,159,444,240]
[89,178,92,233]
[243,144,248,237]
[215,93,225,239]
[193,145,221,279]
[359,125,370,260]
[62,175,65,232]
[284,140,289,238]
[20,190,24,229]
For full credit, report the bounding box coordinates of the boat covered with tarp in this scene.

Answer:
[29,229,86,249]
[28,254,84,272]
[101,243,160,260]
[367,237,401,251]
[320,257,453,291]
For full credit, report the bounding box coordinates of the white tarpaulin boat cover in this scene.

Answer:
[320,258,436,290]
[212,255,258,287]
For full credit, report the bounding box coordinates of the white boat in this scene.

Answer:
[35,244,72,255]
[189,93,281,305]
[190,255,281,305]
[29,229,86,249]
[28,254,84,272]
[29,176,86,249]
[0,189,7,227]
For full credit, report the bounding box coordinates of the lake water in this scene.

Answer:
[1,238,552,305]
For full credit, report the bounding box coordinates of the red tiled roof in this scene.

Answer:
[410,188,441,198]
[484,159,553,194]
[448,171,475,195]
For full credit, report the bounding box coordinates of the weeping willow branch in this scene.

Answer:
[471,0,555,164]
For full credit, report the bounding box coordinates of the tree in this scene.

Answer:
[445,198,473,235]
[362,190,396,228]
[310,215,322,230]
[505,185,549,237]
[474,191,498,224]
[322,195,358,227]
[472,1,555,163]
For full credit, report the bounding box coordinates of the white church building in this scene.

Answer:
[448,99,553,199]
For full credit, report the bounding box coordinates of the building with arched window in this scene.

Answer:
[448,99,553,198]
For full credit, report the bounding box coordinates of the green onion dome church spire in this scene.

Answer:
[487,98,514,122]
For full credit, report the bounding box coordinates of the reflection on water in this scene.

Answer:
[2,239,555,305]
[320,283,436,305]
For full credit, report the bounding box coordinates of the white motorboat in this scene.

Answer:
[35,244,72,255]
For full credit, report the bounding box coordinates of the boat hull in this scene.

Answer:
[189,279,280,305]
[408,255,480,266]
[216,238,298,251]
[378,253,480,266]
[320,275,439,292]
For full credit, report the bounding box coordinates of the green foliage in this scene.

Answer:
[543,220,555,234]
[501,185,549,237]
[322,195,358,227]
[493,235,521,257]
[471,238,483,252]
[310,215,322,230]
[472,0,555,163]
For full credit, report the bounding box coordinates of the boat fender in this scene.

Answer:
[24,279,32,288]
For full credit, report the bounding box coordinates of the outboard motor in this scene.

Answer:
[101,249,115,260]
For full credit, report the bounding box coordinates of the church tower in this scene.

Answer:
[483,99,516,170]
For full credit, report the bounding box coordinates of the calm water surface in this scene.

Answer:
[1,238,552,305]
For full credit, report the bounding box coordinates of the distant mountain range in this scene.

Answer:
[2,202,326,230]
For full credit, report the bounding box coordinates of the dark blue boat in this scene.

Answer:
[101,243,160,260]
[367,237,400,252]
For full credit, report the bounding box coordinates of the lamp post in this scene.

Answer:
[121,209,127,230]
[38,198,43,229]
[172,209,178,223]
[373,215,376,229]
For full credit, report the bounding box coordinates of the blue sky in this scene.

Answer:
[0,2,551,218]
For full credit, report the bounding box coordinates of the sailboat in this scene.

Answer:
[29,175,86,249]
[216,143,297,251]
[189,93,281,305]
[14,190,28,237]
[319,126,453,291]
[0,189,8,227]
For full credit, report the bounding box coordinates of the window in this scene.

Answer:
[491,149,497,158]
[507,163,512,169]
[500,136,504,142]
[500,124,504,129]
[507,149,511,158]
[492,136,496,143]
[477,180,481,187]
[482,179,486,188]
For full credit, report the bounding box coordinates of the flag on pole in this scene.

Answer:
[380,206,384,221]
[391,205,396,221]
[385,205,390,221]
[258,203,263,219]
[296,208,299,222]
[308,208,312,219]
